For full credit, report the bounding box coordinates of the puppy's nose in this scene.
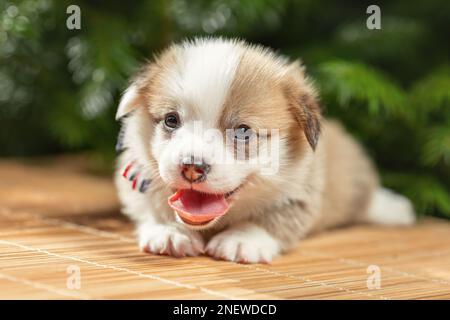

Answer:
[180,156,211,183]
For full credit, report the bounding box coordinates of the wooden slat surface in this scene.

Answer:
[0,156,449,300]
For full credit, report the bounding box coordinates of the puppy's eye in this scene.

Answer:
[234,124,254,142]
[164,112,180,130]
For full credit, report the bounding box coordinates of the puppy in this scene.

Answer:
[114,38,415,263]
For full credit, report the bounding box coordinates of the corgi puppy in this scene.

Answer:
[114,38,415,263]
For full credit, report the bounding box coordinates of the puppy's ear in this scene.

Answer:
[284,60,322,150]
[115,63,155,120]
[115,85,144,120]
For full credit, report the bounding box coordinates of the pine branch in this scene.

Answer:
[316,61,408,117]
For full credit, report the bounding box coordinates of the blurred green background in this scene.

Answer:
[1,0,449,218]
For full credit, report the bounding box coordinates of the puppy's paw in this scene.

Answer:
[206,224,281,264]
[138,223,204,257]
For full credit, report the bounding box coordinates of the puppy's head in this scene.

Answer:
[117,38,321,229]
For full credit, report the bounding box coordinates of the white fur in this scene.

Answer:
[163,38,242,127]
[206,223,281,263]
[181,38,241,122]
[364,188,416,225]
[116,85,140,120]
[138,219,204,257]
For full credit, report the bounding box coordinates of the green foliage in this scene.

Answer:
[317,61,407,116]
[411,66,450,117]
[1,0,449,218]
[422,125,450,166]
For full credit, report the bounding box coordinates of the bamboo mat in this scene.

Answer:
[0,156,449,300]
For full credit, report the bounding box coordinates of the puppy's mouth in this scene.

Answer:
[168,188,238,228]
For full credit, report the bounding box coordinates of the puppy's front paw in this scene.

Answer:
[206,224,281,264]
[138,223,204,257]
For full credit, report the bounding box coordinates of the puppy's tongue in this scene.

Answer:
[168,189,229,225]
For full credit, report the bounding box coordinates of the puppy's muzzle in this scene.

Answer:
[180,156,211,183]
